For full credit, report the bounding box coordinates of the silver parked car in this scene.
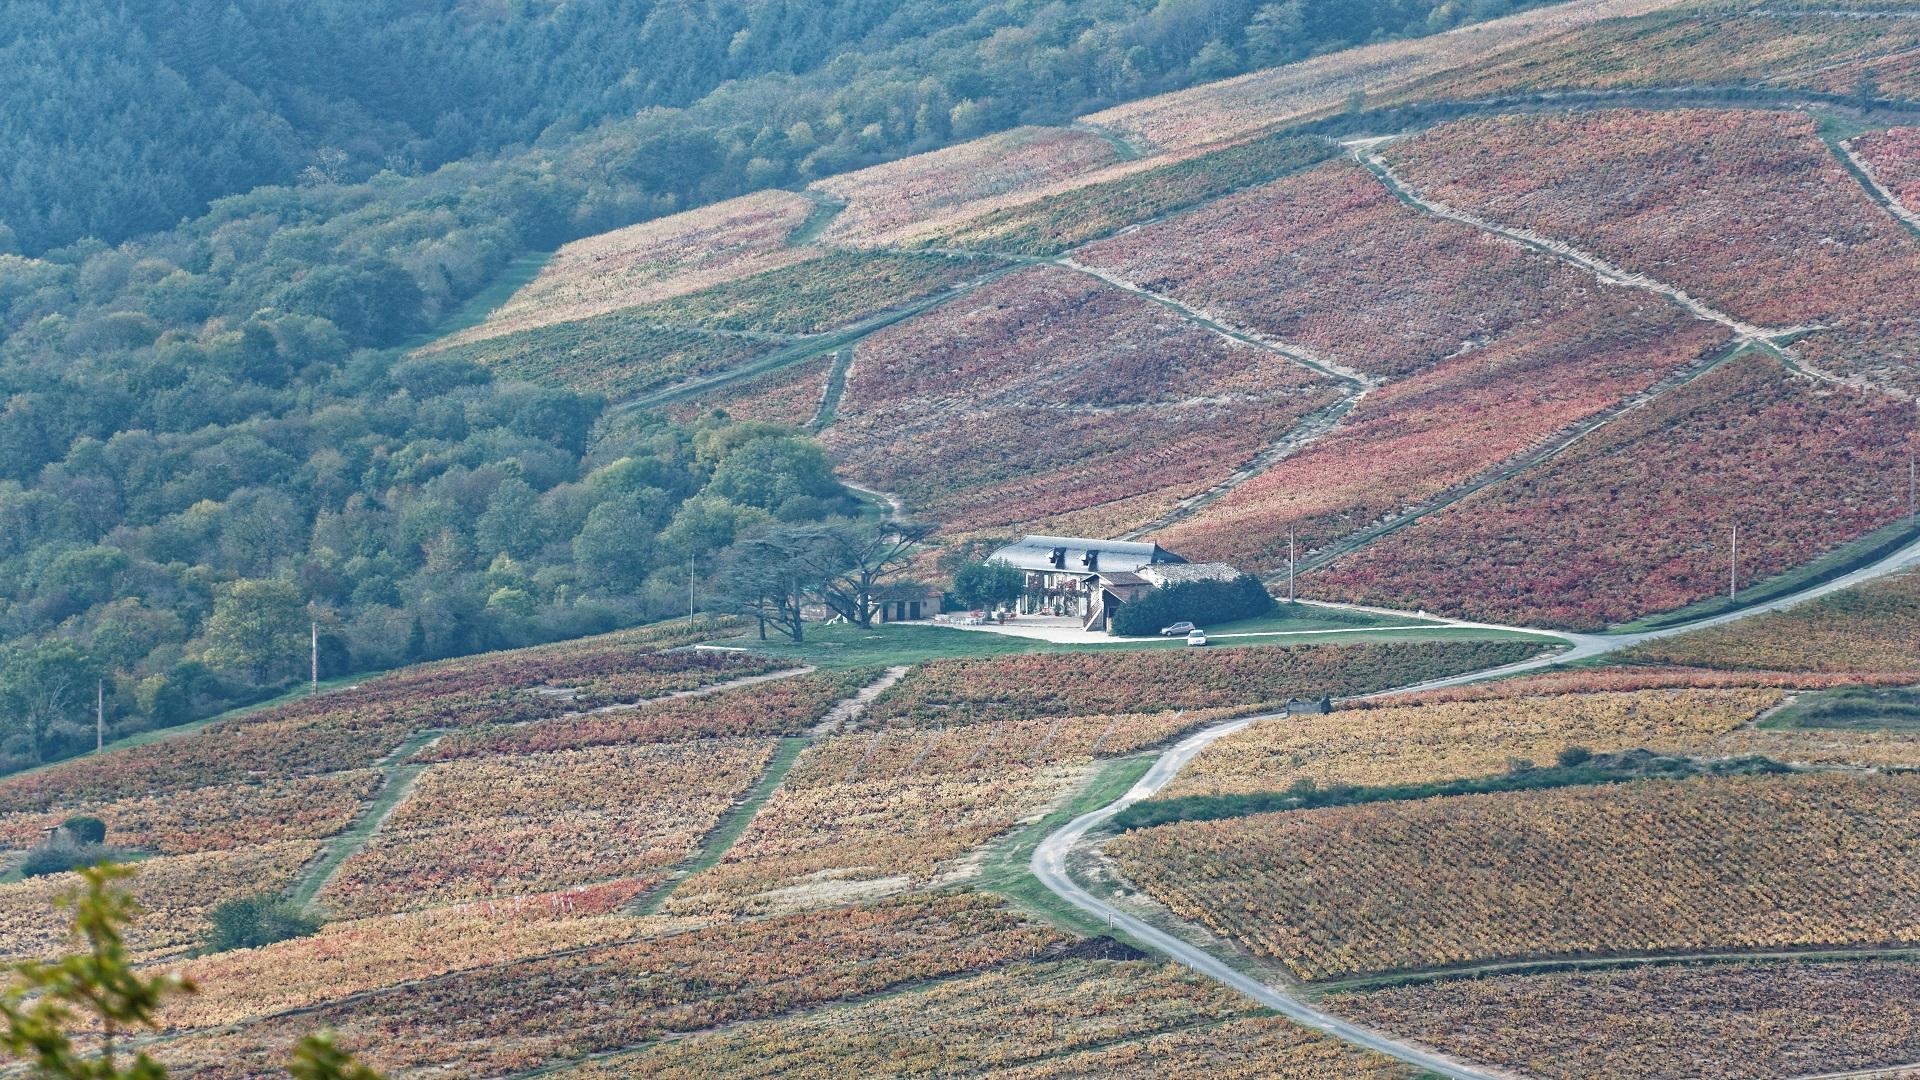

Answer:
[1160,621,1196,636]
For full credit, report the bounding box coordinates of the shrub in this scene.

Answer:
[20,843,109,879]
[207,894,323,952]
[1557,745,1594,768]
[58,816,106,846]
[1110,574,1275,636]
[950,560,1024,610]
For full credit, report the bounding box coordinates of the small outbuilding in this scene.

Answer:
[867,582,943,624]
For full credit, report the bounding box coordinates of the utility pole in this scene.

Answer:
[310,620,319,692]
[1909,443,1916,520]
[95,679,104,752]
[689,553,697,633]
[1729,522,1739,601]
[1287,524,1297,603]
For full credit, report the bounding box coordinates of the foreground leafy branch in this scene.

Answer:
[0,863,384,1079]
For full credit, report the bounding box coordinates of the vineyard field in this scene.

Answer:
[1109,772,1920,981]
[1390,9,1920,104]
[544,958,1272,1079]
[811,126,1131,248]
[1079,160,1673,380]
[865,640,1547,727]
[148,892,1066,1076]
[823,265,1342,531]
[424,668,873,760]
[18,6,1920,1076]
[1163,688,1777,796]
[1710,726,1920,771]
[1373,665,1910,703]
[990,1014,1413,1079]
[1331,959,1920,1080]
[0,770,380,856]
[1079,0,1677,152]
[160,884,663,1031]
[1153,293,1725,566]
[925,134,1339,256]
[1311,354,1916,629]
[1855,128,1920,214]
[0,842,320,962]
[624,250,992,336]
[1628,569,1920,673]
[432,251,992,400]
[663,712,1220,915]
[1385,109,1920,392]
[315,739,776,916]
[431,191,820,350]
[665,353,833,427]
[435,318,771,400]
[0,638,781,812]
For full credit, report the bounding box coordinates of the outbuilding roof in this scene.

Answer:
[987,535,1185,575]
[869,582,943,601]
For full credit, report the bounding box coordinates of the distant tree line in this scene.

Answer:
[0,0,1548,257]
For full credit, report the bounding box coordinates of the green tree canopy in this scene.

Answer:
[0,642,101,763]
[704,436,845,513]
[951,559,1026,610]
[200,579,307,685]
[0,863,385,1079]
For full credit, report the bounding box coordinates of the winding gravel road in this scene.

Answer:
[1031,531,1920,1079]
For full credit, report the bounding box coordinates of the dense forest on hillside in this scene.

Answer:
[1,0,1535,256]
[0,0,1545,771]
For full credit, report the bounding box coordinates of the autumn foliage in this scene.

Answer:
[1331,959,1920,1080]
[825,264,1341,532]
[1312,355,1916,629]
[1111,772,1920,981]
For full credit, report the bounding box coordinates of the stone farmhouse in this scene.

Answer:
[985,534,1241,633]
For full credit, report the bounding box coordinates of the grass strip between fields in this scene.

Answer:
[977,753,1157,942]
[627,733,812,916]
[288,729,446,907]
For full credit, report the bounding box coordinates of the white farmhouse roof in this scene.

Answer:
[987,535,1185,575]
